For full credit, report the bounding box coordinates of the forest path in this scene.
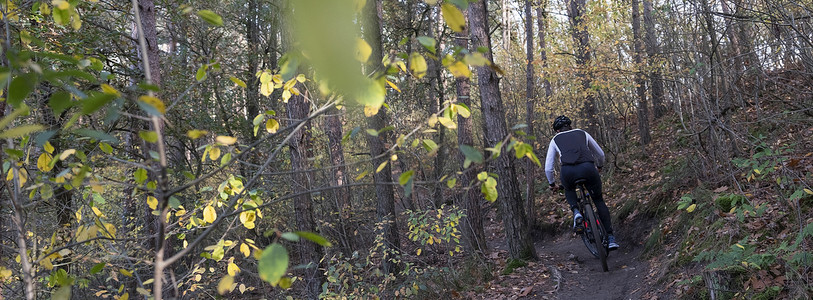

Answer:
[532,232,649,299]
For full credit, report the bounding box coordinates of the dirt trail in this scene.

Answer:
[534,233,649,299]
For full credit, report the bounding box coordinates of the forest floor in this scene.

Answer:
[466,212,659,300]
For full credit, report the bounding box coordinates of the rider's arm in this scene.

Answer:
[544,139,559,186]
[585,131,605,168]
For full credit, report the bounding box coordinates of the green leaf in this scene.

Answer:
[416,36,437,54]
[441,3,466,33]
[280,232,300,242]
[49,92,73,116]
[90,263,105,274]
[197,10,223,26]
[195,65,207,82]
[294,231,333,247]
[399,170,415,186]
[366,129,379,136]
[258,243,289,285]
[74,129,119,144]
[446,178,456,188]
[422,139,438,152]
[0,104,30,129]
[168,196,181,209]
[8,74,36,108]
[0,125,45,139]
[99,142,113,154]
[81,92,116,115]
[134,168,148,184]
[459,145,483,163]
[481,177,498,202]
[139,131,158,143]
[448,0,470,10]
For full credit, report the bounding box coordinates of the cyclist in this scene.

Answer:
[544,116,619,250]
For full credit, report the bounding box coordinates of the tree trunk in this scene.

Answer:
[643,0,666,118]
[426,9,447,208]
[523,0,537,230]
[286,91,324,299]
[363,0,401,275]
[566,0,599,138]
[324,106,354,255]
[454,8,488,256]
[536,2,552,101]
[632,0,651,146]
[469,0,536,260]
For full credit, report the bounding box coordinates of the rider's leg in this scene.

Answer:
[559,166,579,212]
[581,164,614,235]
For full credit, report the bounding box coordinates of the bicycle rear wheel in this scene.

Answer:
[583,206,609,272]
[581,220,599,258]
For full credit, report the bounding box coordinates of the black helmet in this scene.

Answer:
[552,115,571,130]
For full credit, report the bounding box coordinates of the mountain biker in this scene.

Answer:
[544,116,619,250]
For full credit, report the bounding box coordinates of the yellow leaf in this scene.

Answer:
[266,119,279,134]
[441,3,466,32]
[92,206,103,217]
[41,258,54,270]
[53,0,70,10]
[386,80,401,92]
[227,262,240,276]
[416,248,422,256]
[240,243,251,258]
[296,74,306,83]
[218,275,234,295]
[230,76,247,88]
[753,169,761,175]
[409,53,428,78]
[120,268,133,277]
[455,104,471,118]
[209,147,221,161]
[804,189,813,195]
[37,153,54,172]
[282,90,292,103]
[437,117,457,129]
[686,204,697,213]
[101,84,121,96]
[44,141,55,154]
[447,61,471,78]
[58,149,76,160]
[187,130,208,139]
[356,38,372,62]
[216,136,237,145]
[147,196,158,210]
[364,105,380,117]
[203,205,217,223]
[120,292,129,300]
[376,161,388,173]
[138,95,166,114]
[260,81,274,97]
[735,243,745,249]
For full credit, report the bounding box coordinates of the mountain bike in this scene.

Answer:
[574,178,609,272]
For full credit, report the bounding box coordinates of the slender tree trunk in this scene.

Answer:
[643,0,666,118]
[523,0,537,230]
[363,0,401,275]
[324,107,353,255]
[469,0,536,260]
[632,0,651,146]
[427,9,447,208]
[567,0,599,138]
[536,2,552,101]
[454,9,488,256]
[286,91,324,299]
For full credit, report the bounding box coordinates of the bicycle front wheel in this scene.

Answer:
[583,206,609,272]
